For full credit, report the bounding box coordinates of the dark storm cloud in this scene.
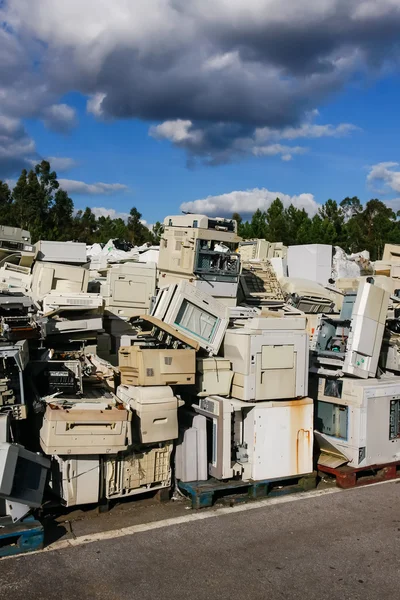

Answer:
[1,1,400,163]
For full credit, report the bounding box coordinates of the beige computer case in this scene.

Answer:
[158,215,239,279]
[101,262,157,318]
[195,357,233,397]
[223,317,309,401]
[118,346,196,386]
[31,261,89,300]
[117,384,182,443]
[40,402,132,455]
[382,244,400,263]
[157,214,241,303]
[105,443,172,499]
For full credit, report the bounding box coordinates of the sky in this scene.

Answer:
[1,0,400,226]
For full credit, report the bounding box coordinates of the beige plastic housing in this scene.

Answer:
[238,240,287,262]
[49,455,100,507]
[195,357,233,397]
[105,443,172,499]
[34,240,87,264]
[118,346,196,386]
[117,384,182,443]
[157,214,240,302]
[223,317,309,401]
[31,261,89,300]
[101,262,157,318]
[194,395,313,481]
[316,377,400,469]
[40,401,132,455]
[152,281,229,355]
[382,244,400,263]
[342,280,390,379]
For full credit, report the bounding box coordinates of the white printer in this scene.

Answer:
[315,376,400,468]
[223,316,309,401]
[194,396,313,481]
[117,384,183,443]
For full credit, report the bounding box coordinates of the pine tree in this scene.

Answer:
[127,207,151,245]
[265,198,288,243]
[152,221,164,244]
[250,209,268,239]
[0,181,14,225]
[73,208,98,243]
[49,189,74,240]
[285,205,311,245]
[318,199,344,243]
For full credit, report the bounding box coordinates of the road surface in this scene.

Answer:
[1,481,400,600]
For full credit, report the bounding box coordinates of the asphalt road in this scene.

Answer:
[1,481,400,600]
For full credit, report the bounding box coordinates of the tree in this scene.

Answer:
[4,161,400,256]
[265,198,288,243]
[250,209,268,239]
[0,181,13,225]
[12,161,60,241]
[73,207,98,243]
[340,196,363,220]
[237,219,254,239]
[127,207,152,245]
[12,169,29,229]
[35,160,59,199]
[318,199,344,243]
[152,221,164,244]
[285,205,311,246]
[49,189,74,240]
[360,199,396,260]
[232,212,242,226]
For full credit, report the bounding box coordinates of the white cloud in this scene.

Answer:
[367,162,400,193]
[180,187,319,217]
[384,198,400,212]
[42,103,78,132]
[59,179,129,195]
[150,111,358,163]
[149,120,203,144]
[277,122,359,141]
[47,156,78,172]
[140,219,153,230]
[252,144,307,160]
[254,115,359,143]
[87,93,106,118]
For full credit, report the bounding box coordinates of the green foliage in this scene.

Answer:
[0,180,13,225]
[0,160,155,245]
[152,221,164,244]
[234,194,400,260]
[127,207,154,245]
[2,162,400,259]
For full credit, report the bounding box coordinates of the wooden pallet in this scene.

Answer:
[0,518,44,558]
[318,461,400,489]
[178,472,317,509]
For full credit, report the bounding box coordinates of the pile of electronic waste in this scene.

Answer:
[1,217,400,536]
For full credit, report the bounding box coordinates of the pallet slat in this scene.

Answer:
[179,472,317,509]
[0,519,44,558]
[318,461,400,489]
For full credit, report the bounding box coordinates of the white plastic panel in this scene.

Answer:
[50,455,100,507]
[153,281,228,355]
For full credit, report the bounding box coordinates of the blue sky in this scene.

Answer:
[2,1,400,225]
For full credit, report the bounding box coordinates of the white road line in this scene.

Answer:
[1,478,398,561]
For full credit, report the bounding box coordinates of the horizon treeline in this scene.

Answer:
[0,160,163,247]
[233,195,400,260]
[1,160,399,259]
